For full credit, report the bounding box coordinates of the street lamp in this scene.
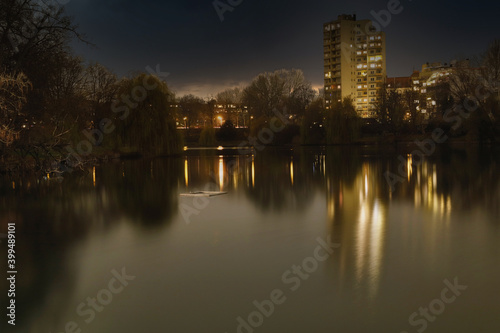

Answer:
[183,117,187,129]
[217,116,223,127]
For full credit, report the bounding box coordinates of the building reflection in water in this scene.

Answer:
[219,155,224,190]
[251,156,255,188]
[179,148,498,301]
[1,147,498,331]
[326,154,388,300]
[184,157,189,187]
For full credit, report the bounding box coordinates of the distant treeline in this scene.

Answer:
[1,1,499,174]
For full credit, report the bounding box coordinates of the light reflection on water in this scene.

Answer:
[0,146,499,332]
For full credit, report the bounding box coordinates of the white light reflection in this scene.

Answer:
[407,154,413,181]
[218,156,224,190]
[184,158,189,187]
[368,200,384,299]
[251,156,255,188]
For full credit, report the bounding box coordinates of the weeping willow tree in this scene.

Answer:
[325,97,360,144]
[114,74,182,156]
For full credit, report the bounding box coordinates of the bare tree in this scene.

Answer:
[482,39,500,91]
[243,69,314,118]
[0,0,87,73]
[0,71,31,147]
[84,62,118,105]
[216,87,242,106]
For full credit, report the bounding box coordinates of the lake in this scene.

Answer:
[1,146,499,333]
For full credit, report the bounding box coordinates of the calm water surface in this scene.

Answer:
[1,146,499,333]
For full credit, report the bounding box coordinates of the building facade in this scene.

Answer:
[411,62,454,117]
[323,14,386,118]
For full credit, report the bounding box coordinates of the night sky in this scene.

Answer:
[65,0,500,98]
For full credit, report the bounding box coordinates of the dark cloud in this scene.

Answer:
[65,0,500,97]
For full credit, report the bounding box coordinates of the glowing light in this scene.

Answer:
[364,173,368,197]
[184,158,189,187]
[432,166,437,189]
[12,181,15,190]
[355,201,369,284]
[251,156,255,188]
[183,146,188,151]
[93,166,96,187]
[290,160,294,185]
[233,170,238,189]
[218,156,224,190]
[368,200,384,299]
[407,154,413,181]
[322,155,326,177]
[217,146,224,151]
[327,196,335,219]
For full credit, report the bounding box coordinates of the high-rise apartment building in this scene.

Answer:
[323,14,386,118]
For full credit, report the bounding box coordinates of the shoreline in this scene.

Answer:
[1,136,498,176]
